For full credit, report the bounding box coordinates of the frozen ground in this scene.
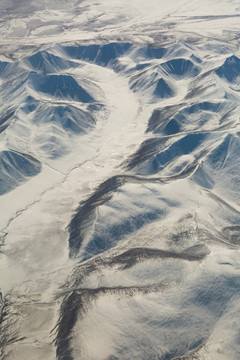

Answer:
[1,1,240,359]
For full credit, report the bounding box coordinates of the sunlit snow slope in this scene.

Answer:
[1,1,240,360]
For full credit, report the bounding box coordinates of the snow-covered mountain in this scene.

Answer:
[1,1,240,359]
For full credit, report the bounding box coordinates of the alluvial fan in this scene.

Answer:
[1,1,240,359]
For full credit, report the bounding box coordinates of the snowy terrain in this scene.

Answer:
[1,0,240,359]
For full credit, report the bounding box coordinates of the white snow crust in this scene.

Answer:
[1,1,240,359]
